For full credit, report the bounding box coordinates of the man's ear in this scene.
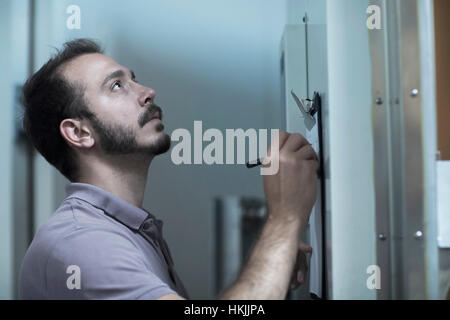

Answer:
[60,118,95,149]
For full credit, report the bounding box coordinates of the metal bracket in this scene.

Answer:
[291,89,321,131]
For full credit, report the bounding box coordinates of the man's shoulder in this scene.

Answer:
[32,197,128,247]
[22,197,141,276]
[20,195,176,300]
[19,198,141,299]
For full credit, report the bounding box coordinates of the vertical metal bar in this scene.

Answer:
[385,0,404,299]
[419,0,440,300]
[369,0,392,300]
[316,81,327,301]
[398,0,427,299]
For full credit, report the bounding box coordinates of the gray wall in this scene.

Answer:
[0,0,32,299]
[0,0,14,299]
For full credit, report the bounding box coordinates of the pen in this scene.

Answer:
[247,144,316,169]
[245,157,265,168]
[246,157,321,178]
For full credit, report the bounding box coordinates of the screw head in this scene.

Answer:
[411,89,419,97]
[414,230,423,240]
[378,233,387,241]
[376,98,383,105]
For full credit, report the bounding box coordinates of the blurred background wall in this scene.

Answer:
[0,0,15,300]
[0,0,33,299]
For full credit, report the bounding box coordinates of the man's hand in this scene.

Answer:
[219,131,318,300]
[262,131,319,229]
[289,240,312,290]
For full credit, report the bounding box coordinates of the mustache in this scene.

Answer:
[138,103,163,128]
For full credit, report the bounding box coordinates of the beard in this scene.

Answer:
[87,104,171,156]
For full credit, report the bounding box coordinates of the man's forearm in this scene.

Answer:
[219,212,304,300]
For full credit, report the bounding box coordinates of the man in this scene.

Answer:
[19,39,319,299]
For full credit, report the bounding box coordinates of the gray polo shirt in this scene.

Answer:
[19,182,189,300]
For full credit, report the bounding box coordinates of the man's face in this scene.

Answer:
[61,53,170,156]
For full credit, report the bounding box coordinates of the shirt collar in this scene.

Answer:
[65,182,162,232]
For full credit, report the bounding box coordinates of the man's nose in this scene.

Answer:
[138,85,156,107]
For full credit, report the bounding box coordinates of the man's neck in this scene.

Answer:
[78,154,153,208]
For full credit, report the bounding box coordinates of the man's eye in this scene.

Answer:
[112,81,122,90]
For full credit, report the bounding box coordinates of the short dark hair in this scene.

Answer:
[22,38,103,182]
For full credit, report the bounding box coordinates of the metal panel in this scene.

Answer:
[372,0,431,299]
[280,25,318,300]
[418,0,440,300]
[368,0,442,300]
[398,0,428,299]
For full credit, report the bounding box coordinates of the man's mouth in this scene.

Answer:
[139,104,163,128]
[149,112,161,121]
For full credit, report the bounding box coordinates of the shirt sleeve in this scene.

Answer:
[45,227,178,300]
